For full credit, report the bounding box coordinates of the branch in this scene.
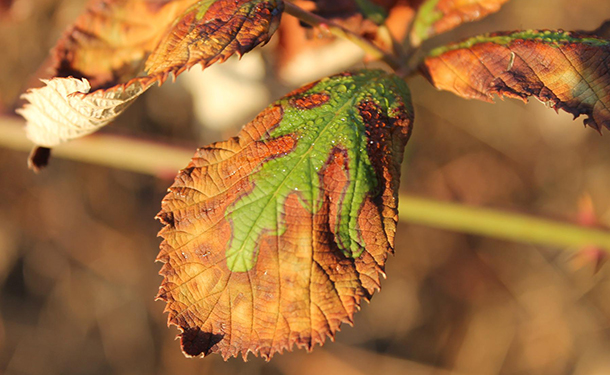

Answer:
[283,1,402,72]
[0,116,192,177]
[399,197,610,251]
[1,116,608,253]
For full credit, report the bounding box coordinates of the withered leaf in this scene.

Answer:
[410,0,510,46]
[18,77,147,147]
[421,30,610,131]
[156,69,414,360]
[50,0,197,90]
[145,0,283,81]
[19,0,283,151]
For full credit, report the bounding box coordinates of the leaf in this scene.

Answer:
[17,77,147,147]
[421,30,610,131]
[19,0,283,150]
[145,0,284,81]
[410,0,510,46]
[156,69,413,360]
[52,0,198,90]
[581,20,610,40]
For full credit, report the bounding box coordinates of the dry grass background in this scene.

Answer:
[1,0,610,374]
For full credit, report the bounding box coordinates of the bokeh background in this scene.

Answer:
[2,0,610,374]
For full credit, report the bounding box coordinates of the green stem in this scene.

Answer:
[399,197,610,251]
[1,116,608,252]
[0,116,193,176]
[283,2,402,71]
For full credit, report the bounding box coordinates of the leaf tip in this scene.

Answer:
[27,146,51,173]
[180,327,225,358]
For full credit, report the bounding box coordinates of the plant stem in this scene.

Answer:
[283,1,402,72]
[399,197,610,251]
[1,116,608,253]
[0,116,193,176]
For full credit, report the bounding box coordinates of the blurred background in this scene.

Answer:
[2,0,610,374]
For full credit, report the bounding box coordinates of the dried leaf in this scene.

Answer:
[421,30,610,131]
[145,0,284,81]
[581,20,610,40]
[52,0,197,90]
[411,0,510,46]
[156,69,413,360]
[18,77,147,147]
[19,0,283,149]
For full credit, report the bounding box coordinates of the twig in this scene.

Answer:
[0,116,192,177]
[283,1,402,72]
[1,116,608,253]
[399,197,610,252]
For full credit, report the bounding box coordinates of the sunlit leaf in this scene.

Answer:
[411,0,510,46]
[581,20,610,40]
[156,69,413,360]
[17,77,146,147]
[421,30,610,131]
[18,0,283,154]
[50,0,197,90]
[145,0,283,81]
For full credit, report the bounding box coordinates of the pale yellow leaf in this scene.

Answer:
[18,77,149,147]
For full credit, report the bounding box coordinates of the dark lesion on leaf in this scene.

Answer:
[358,98,411,199]
[27,147,51,173]
[156,211,175,227]
[180,327,225,357]
[289,92,331,110]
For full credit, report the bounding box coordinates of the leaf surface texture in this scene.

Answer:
[421,30,610,131]
[18,0,283,148]
[156,69,414,360]
[411,0,509,45]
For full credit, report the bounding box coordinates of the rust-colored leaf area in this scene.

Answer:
[156,70,413,360]
[145,0,284,81]
[19,0,283,155]
[422,30,610,131]
[52,0,196,90]
[433,0,509,35]
[411,0,510,46]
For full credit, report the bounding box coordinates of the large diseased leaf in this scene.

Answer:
[18,0,283,153]
[421,30,610,131]
[156,69,413,360]
[411,0,510,46]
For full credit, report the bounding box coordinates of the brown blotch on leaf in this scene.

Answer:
[358,99,412,247]
[180,327,225,357]
[27,147,51,173]
[289,93,331,110]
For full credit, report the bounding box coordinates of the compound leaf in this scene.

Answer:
[421,30,610,131]
[18,0,283,152]
[411,0,510,46]
[156,69,413,360]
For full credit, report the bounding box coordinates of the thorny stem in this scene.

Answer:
[2,117,609,254]
[283,1,402,73]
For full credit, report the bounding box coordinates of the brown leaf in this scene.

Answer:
[156,70,413,360]
[145,0,283,82]
[410,0,510,46]
[421,30,610,131]
[51,0,197,90]
[19,0,283,152]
